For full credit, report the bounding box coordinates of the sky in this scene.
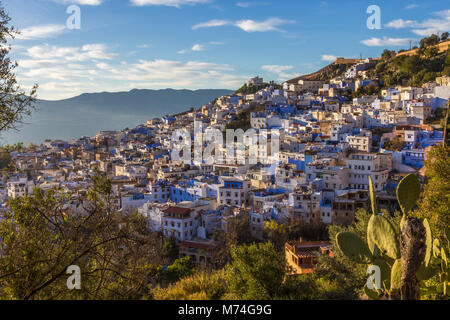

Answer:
[2,0,449,100]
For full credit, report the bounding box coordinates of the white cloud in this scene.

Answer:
[321,54,337,62]
[177,42,222,54]
[51,0,104,5]
[361,37,412,47]
[15,43,247,100]
[24,43,116,62]
[191,44,205,51]
[385,19,417,29]
[15,24,66,40]
[130,0,211,7]
[235,18,293,32]
[193,17,294,33]
[262,65,299,81]
[385,10,450,36]
[236,2,268,8]
[192,19,231,30]
[405,4,419,10]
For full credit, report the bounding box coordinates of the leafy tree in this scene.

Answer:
[441,32,449,41]
[0,4,37,134]
[420,34,440,48]
[381,49,396,61]
[152,269,230,300]
[211,211,256,269]
[383,137,406,151]
[264,220,287,250]
[0,171,161,300]
[413,145,450,243]
[228,241,286,299]
[162,256,195,283]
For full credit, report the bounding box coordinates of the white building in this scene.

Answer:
[162,206,199,241]
[218,177,251,207]
[347,153,392,191]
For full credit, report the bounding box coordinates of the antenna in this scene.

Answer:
[409,40,412,50]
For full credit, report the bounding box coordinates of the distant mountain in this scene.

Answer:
[38,88,234,116]
[2,88,234,145]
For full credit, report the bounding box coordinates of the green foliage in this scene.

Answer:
[336,232,373,264]
[162,256,195,283]
[152,269,231,300]
[396,173,421,216]
[414,145,450,244]
[335,171,449,299]
[383,137,406,152]
[424,219,433,266]
[420,34,440,48]
[228,242,286,299]
[0,172,161,300]
[390,259,402,290]
[0,6,37,133]
[162,237,179,262]
[224,104,265,132]
[370,36,448,87]
[367,214,400,259]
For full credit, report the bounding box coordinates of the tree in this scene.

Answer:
[0,4,37,134]
[228,242,286,299]
[0,171,160,300]
[211,211,255,269]
[383,137,406,151]
[162,256,195,283]
[441,32,449,41]
[413,145,450,243]
[152,269,230,300]
[381,49,396,61]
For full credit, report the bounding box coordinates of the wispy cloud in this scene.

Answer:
[404,4,419,10]
[361,37,412,47]
[130,0,211,7]
[178,42,223,54]
[385,19,417,29]
[321,54,337,62]
[262,65,300,81]
[236,2,269,8]
[193,17,295,32]
[385,9,450,36]
[15,43,247,99]
[193,19,231,29]
[51,0,104,5]
[15,24,66,40]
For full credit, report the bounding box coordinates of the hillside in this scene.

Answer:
[285,35,449,87]
[285,60,357,83]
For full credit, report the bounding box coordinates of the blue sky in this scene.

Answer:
[3,0,449,100]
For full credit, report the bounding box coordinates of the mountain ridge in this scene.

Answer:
[4,88,234,144]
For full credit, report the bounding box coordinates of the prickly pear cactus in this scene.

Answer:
[396,174,421,216]
[368,214,400,260]
[336,232,373,264]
